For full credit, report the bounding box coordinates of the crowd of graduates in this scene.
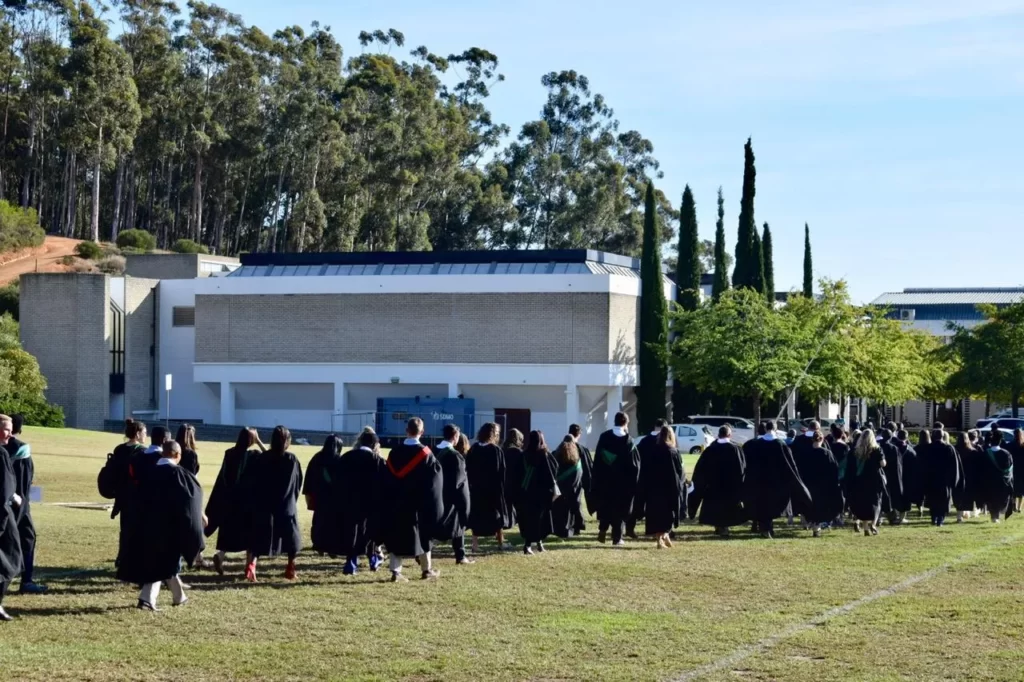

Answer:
[1,410,1019,618]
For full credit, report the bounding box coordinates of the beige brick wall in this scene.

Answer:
[124,277,159,416]
[196,292,638,365]
[19,274,110,429]
[609,293,639,364]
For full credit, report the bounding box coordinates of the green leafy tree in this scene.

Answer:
[712,186,728,300]
[803,223,813,298]
[638,181,668,432]
[945,301,1024,416]
[762,222,774,303]
[732,138,756,289]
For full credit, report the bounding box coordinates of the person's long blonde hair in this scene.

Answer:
[855,429,880,460]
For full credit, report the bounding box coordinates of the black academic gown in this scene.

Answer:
[378,442,444,557]
[847,449,887,522]
[466,443,511,536]
[179,448,200,476]
[435,445,471,542]
[552,457,585,538]
[881,438,906,514]
[205,447,259,552]
[898,441,924,510]
[7,438,35,572]
[116,461,205,585]
[316,446,384,558]
[631,433,659,525]
[99,442,147,562]
[922,442,961,518]
[641,443,684,535]
[245,451,303,558]
[1008,442,1024,498]
[830,440,851,509]
[0,445,23,586]
[744,437,811,525]
[578,442,595,523]
[503,446,524,528]
[954,445,980,512]
[304,446,344,554]
[793,444,844,524]
[688,440,747,528]
[517,447,558,544]
[978,447,1015,518]
[591,429,641,526]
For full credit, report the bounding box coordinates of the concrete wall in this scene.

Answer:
[19,274,110,429]
[156,280,219,423]
[124,277,159,418]
[194,292,636,365]
[125,253,238,280]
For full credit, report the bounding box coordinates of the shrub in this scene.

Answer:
[100,243,122,258]
[96,255,126,275]
[119,246,146,255]
[171,238,209,255]
[0,397,64,427]
[58,255,76,266]
[0,201,44,255]
[74,241,104,260]
[0,284,17,321]
[115,229,156,252]
[70,260,96,273]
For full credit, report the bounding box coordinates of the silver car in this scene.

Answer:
[670,423,715,454]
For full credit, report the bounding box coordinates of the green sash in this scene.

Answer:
[557,460,582,482]
[855,456,867,477]
[986,448,1013,474]
[11,444,30,460]
[599,448,618,466]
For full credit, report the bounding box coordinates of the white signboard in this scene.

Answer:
[165,374,173,392]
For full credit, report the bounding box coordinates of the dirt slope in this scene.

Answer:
[0,236,82,286]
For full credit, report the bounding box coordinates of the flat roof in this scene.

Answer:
[240,249,641,270]
[872,287,1024,306]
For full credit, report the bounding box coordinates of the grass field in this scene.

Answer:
[1,427,1023,681]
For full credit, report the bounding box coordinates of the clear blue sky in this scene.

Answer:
[214,0,1024,303]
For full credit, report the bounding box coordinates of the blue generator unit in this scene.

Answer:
[376,397,476,438]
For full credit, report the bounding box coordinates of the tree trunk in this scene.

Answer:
[269,162,286,253]
[125,155,137,235]
[20,114,36,208]
[91,127,103,243]
[233,163,252,255]
[145,161,156,235]
[192,154,204,242]
[110,156,125,242]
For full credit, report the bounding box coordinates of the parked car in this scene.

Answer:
[687,415,758,443]
[976,417,1024,432]
[670,423,715,454]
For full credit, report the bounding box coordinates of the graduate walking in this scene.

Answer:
[792,430,842,537]
[568,424,594,533]
[175,424,201,476]
[954,432,981,522]
[304,435,346,556]
[1008,429,1024,513]
[379,418,444,582]
[921,425,961,526]
[5,415,44,593]
[640,426,685,548]
[244,426,303,582]
[518,431,558,554]
[688,425,747,537]
[879,428,907,526]
[743,422,810,539]
[591,412,641,546]
[0,418,23,621]
[846,429,887,536]
[205,428,266,575]
[116,441,205,611]
[551,436,585,539]
[827,424,851,525]
[97,420,152,568]
[435,425,474,566]
[466,422,513,553]
[628,419,665,539]
[978,431,1015,523]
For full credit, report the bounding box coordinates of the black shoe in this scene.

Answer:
[523,546,534,555]
[597,530,607,544]
[136,600,160,612]
[0,606,12,621]
[19,582,47,595]
[456,557,476,565]
[536,542,545,553]
[390,572,409,583]
[421,569,440,580]
[668,530,677,540]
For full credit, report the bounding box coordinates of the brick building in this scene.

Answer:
[22,250,670,445]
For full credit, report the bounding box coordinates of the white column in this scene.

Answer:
[606,386,624,429]
[448,382,460,399]
[219,381,234,426]
[334,382,346,433]
[565,384,577,434]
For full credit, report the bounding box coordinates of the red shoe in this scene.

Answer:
[284,560,297,581]
[245,562,258,583]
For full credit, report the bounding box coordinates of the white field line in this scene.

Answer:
[669,533,1023,682]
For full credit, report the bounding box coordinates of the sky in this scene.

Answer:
[214,0,1024,303]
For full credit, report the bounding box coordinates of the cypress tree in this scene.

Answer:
[750,226,766,296]
[712,186,728,300]
[672,185,700,422]
[803,222,813,298]
[762,222,775,304]
[675,185,700,311]
[732,138,756,289]
[638,181,669,432]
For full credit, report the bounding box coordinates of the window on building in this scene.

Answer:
[172,306,195,327]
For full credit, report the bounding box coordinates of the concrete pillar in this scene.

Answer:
[448,382,460,399]
[334,382,346,433]
[219,381,234,426]
[606,386,624,429]
[565,385,577,434]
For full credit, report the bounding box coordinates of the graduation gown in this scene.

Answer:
[978,446,1015,518]
[205,447,259,552]
[631,434,659,524]
[793,444,844,523]
[315,446,384,557]
[503,446,524,528]
[378,442,444,557]
[435,444,471,542]
[954,445,980,512]
[847,450,887,522]
[922,442,961,517]
[179,448,200,476]
[517,448,558,543]
[830,440,851,508]
[466,443,511,535]
[744,436,811,523]
[7,438,35,567]
[578,442,595,519]
[641,443,684,535]
[591,429,641,525]
[688,441,747,528]
[0,445,23,584]
[898,441,924,509]
[881,438,906,513]
[1009,442,1024,497]
[112,444,162,563]
[245,451,303,557]
[304,446,344,554]
[116,461,205,585]
[551,457,585,538]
